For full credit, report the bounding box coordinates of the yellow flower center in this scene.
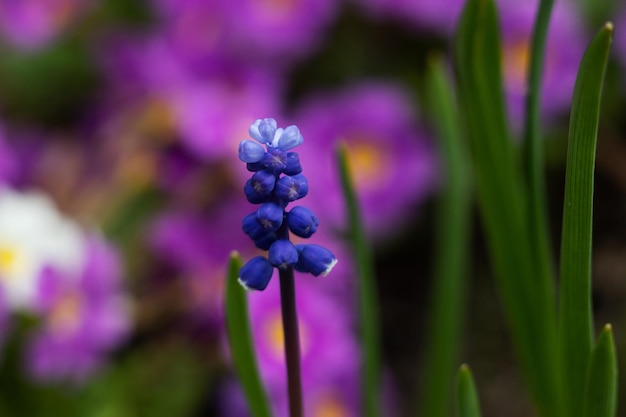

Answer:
[344,138,389,189]
[0,243,23,278]
[502,39,530,94]
[312,394,350,417]
[264,311,309,359]
[48,292,83,334]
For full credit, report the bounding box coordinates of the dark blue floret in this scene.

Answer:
[253,232,278,250]
[294,244,337,277]
[284,152,302,175]
[255,202,284,231]
[268,239,299,269]
[246,161,265,172]
[239,256,274,291]
[286,206,318,238]
[275,174,308,202]
[244,170,276,204]
[262,148,287,174]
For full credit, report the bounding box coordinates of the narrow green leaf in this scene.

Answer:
[456,365,482,417]
[418,56,472,417]
[454,0,562,416]
[224,252,273,417]
[522,0,556,306]
[336,145,381,417]
[583,325,617,417]
[559,23,613,416]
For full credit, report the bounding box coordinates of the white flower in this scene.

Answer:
[0,188,86,310]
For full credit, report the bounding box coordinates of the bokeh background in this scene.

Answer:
[0,0,625,416]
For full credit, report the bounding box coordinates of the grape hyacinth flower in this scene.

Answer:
[237,118,337,291]
[237,118,337,417]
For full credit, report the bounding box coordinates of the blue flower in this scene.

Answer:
[255,202,284,231]
[275,174,308,202]
[268,239,299,269]
[286,206,318,238]
[239,256,274,291]
[237,118,336,291]
[295,244,338,277]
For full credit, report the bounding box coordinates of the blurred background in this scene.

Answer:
[0,0,625,416]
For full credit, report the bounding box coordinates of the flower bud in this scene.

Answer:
[268,239,299,269]
[238,256,273,291]
[286,206,318,238]
[244,170,276,204]
[238,140,266,163]
[295,244,337,277]
[249,118,277,145]
[277,125,304,150]
[262,148,287,174]
[255,202,284,231]
[284,152,302,175]
[275,174,308,202]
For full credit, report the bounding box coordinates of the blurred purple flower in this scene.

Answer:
[498,0,586,127]
[148,198,259,327]
[292,83,438,240]
[221,277,361,417]
[220,0,339,62]
[26,234,130,383]
[0,0,94,49]
[100,38,284,162]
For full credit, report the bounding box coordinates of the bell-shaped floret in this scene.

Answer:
[284,152,302,175]
[238,140,266,163]
[262,148,287,175]
[255,202,284,231]
[238,256,273,291]
[286,206,318,238]
[249,118,278,145]
[276,125,304,150]
[295,244,337,277]
[268,239,299,270]
[244,170,276,204]
[275,174,308,202]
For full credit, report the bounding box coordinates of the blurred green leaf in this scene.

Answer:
[418,55,472,417]
[558,23,613,417]
[583,325,617,417]
[454,0,562,415]
[521,0,555,300]
[456,365,482,417]
[336,144,381,417]
[224,252,273,417]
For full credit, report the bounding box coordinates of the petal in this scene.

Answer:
[238,140,266,163]
[238,257,273,291]
[277,125,304,150]
[249,118,277,145]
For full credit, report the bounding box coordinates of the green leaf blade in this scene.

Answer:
[418,56,472,417]
[583,325,617,417]
[336,145,381,417]
[559,22,613,416]
[456,365,482,417]
[454,0,562,415]
[224,252,274,417]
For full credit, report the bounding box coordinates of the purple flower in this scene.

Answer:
[221,278,361,416]
[218,0,339,61]
[498,0,587,127]
[293,83,439,240]
[26,234,130,383]
[0,0,95,50]
[294,244,337,277]
[286,206,318,238]
[614,8,626,70]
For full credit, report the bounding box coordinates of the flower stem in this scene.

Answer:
[278,267,303,417]
[277,225,303,417]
